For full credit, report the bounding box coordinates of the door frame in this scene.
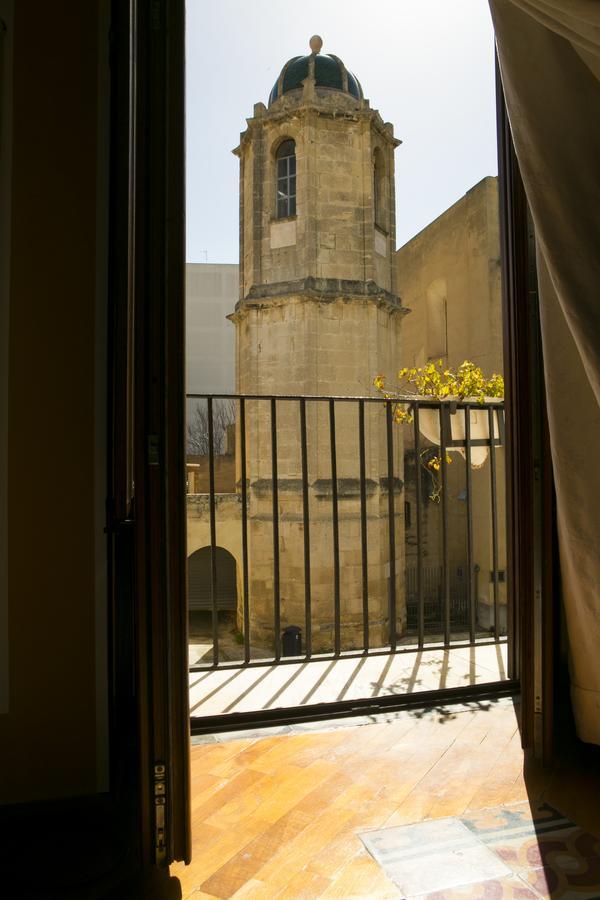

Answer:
[108,0,190,872]
[105,16,559,881]
[496,60,557,762]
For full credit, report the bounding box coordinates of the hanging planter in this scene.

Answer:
[416,399,504,469]
[374,360,505,500]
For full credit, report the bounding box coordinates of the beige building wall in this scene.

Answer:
[396,176,502,373]
[185,263,237,517]
[186,263,237,394]
[396,177,507,632]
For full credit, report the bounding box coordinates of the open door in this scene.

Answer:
[109,0,190,875]
[497,62,556,764]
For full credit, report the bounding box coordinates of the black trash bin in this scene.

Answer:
[282,625,302,657]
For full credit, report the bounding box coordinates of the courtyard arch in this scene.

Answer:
[188,546,238,612]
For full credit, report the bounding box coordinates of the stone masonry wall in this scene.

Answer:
[396,178,507,632]
[231,80,408,651]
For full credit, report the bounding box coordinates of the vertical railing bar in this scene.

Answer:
[440,404,450,647]
[413,404,424,649]
[193,394,507,672]
[465,404,475,644]
[300,399,312,659]
[240,398,250,664]
[498,406,506,447]
[329,399,341,655]
[207,397,219,665]
[488,406,500,641]
[358,401,369,652]
[386,401,397,653]
[271,398,281,661]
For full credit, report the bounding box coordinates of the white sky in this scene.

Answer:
[186,0,497,264]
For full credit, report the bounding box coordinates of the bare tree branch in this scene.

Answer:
[187,398,236,456]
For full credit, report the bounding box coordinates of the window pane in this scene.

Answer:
[289,176,296,197]
[289,196,296,216]
[276,139,295,160]
[277,197,288,218]
[289,155,296,175]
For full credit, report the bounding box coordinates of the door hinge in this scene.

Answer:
[154,762,167,864]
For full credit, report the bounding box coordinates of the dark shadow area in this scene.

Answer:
[514,687,600,897]
[0,795,182,900]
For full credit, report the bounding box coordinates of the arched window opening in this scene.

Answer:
[276,139,296,218]
[426,278,448,360]
[373,147,385,229]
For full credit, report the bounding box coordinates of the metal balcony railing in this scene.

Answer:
[186,393,506,670]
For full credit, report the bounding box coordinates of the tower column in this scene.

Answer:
[231,38,408,652]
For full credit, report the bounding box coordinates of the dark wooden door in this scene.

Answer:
[109,0,190,871]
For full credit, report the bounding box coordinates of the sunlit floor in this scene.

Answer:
[189,642,508,718]
[172,698,600,898]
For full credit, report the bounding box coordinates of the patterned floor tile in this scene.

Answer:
[523,862,600,899]
[360,803,600,899]
[359,818,511,896]
[460,801,600,896]
[420,874,540,898]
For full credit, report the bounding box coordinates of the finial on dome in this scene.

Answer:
[309,35,323,54]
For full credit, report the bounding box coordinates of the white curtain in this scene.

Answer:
[490,0,600,744]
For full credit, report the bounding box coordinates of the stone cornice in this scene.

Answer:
[233,98,401,156]
[227,277,410,322]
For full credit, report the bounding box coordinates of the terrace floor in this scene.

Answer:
[189,641,508,719]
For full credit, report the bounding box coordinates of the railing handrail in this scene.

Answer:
[186,392,505,408]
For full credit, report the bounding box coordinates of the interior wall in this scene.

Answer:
[0,0,14,717]
[0,0,108,804]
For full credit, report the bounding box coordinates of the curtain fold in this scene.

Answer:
[511,1,600,56]
[490,0,600,744]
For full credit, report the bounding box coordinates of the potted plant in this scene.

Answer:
[374,360,504,501]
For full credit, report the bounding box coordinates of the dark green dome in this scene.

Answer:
[268,39,363,107]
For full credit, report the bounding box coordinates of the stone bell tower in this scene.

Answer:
[230,36,408,651]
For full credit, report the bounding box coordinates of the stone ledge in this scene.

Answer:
[186,479,405,508]
[248,476,403,498]
[186,493,240,517]
[250,476,378,497]
[230,277,409,319]
[312,476,404,497]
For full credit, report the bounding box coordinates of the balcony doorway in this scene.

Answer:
[185,1,515,730]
